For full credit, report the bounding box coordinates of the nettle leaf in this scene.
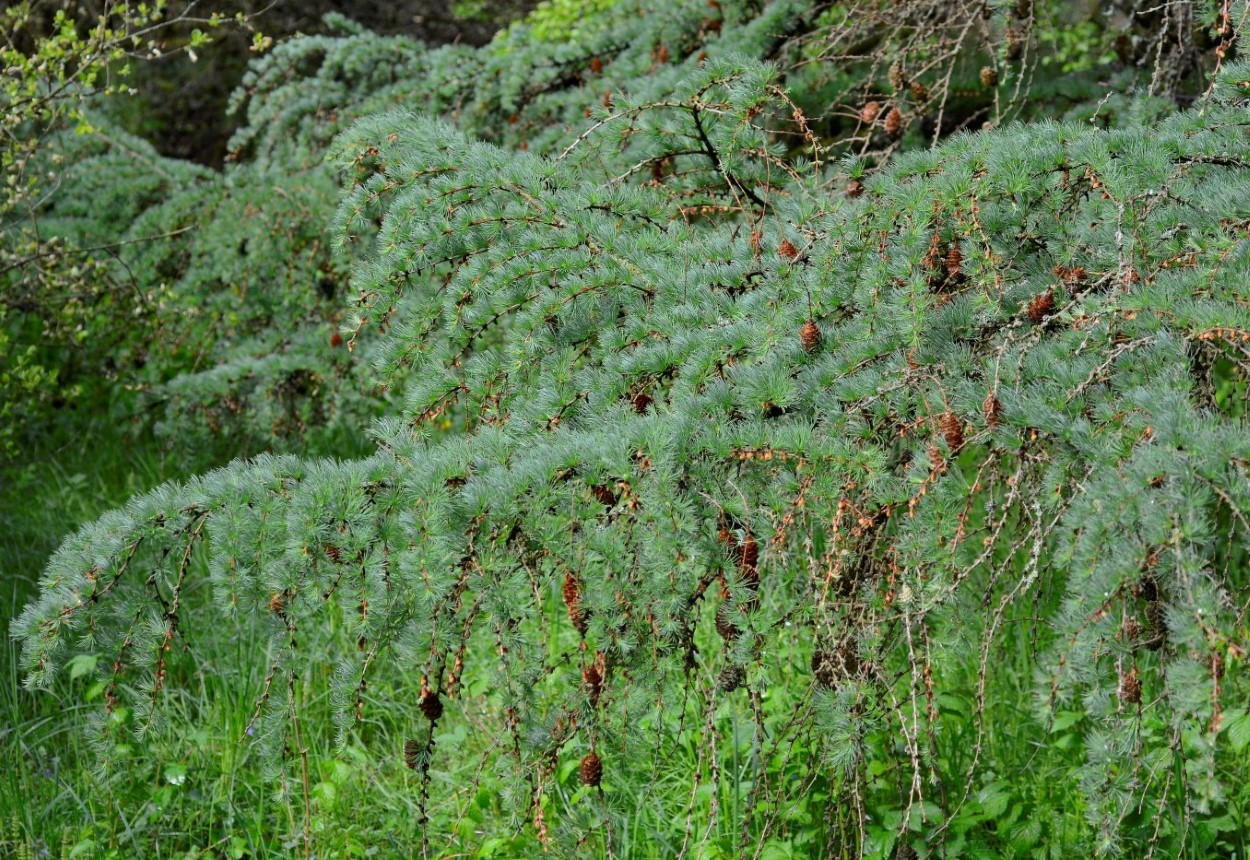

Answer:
[1226,710,1250,753]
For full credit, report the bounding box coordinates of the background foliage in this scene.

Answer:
[4,1,1250,858]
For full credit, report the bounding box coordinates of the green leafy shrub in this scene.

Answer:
[0,2,248,455]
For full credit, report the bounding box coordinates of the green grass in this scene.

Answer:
[4,413,1248,859]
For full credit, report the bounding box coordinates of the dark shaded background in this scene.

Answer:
[24,0,537,166]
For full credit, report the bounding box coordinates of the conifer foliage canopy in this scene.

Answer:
[12,0,1250,855]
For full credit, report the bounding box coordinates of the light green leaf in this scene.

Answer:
[67,653,97,680]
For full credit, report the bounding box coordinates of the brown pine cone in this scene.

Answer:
[800,320,822,353]
[811,649,839,689]
[778,238,800,260]
[1144,601,1167,651]
[739,533,759,582]
[888,61,906,92]
[715,604,738,641]
[1120,670,1142,704]
[860,101,882,124]
[846,179,865,198]
[583,663,603,708]
[1005,27,1023,61]
[837,640,862,677]
[983,392,1002,428]
[939,411,964,451]
[716,664,746,692]
[418,688,443,722]
[884,106,903,138]
[563,572,589,635]
[1025,290,1054,325]
[590,484,618,507]
[579,752,603,787]
[980,66,999,87]
[924,230,945,272]
[945,241,963,280]
[404,738,421,770]
[909,80,929,102]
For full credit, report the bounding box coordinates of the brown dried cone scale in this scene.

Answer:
[980,66,999,87]
[404,738,421,770]
[418,687,443,722]
[883,106,903,138]
[860,101,882,124]
[908,80,929,102]
[1120,669,1142,704]
[1144,600,1167,651]
[579,752,603,787]
[846,179,865,198]
[563,573,589,635]
[717,664,746,692]
[940,411,964,451]
[1026,290,1054,324]
[778,238,799,260]
[800,320,822,353]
